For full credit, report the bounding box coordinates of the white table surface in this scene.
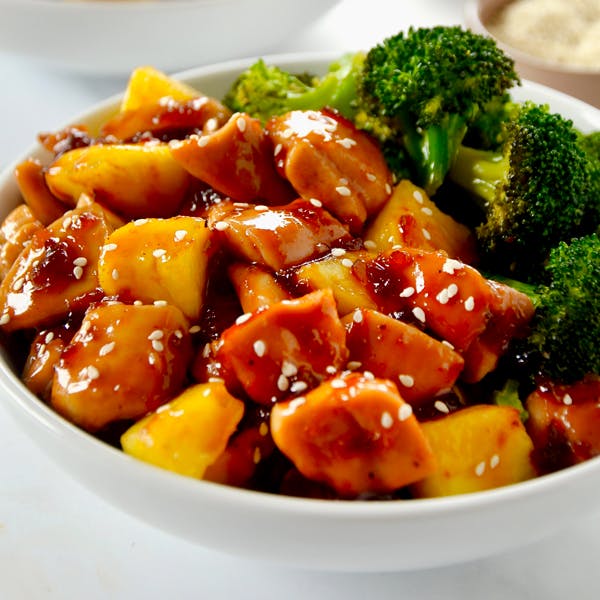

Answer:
[1,1,600,598]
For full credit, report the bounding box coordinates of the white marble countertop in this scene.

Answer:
[1,1,600,598]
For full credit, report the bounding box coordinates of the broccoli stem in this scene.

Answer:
[449,144,508,206]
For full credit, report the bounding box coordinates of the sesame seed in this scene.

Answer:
[189,325,202,334]
[422,228,431,241]
[253,340,266,357]
[341,258,354,268]
[152,249,167,258]
[281,360,298,378]
[464,296,475,312]
[381,411,394,429]
[73,266,84,280]
[236,117,247,132]
[421,207,433,216]
[133,300,143,306]
[330,378,346,389]
[436,288,450,304]
[235,312,252,325]
[174,230,187,241]
[62,216,73,229]
[385,183,391,194]
[148,329,164,341]
[442,258,463,275]
[412,307,426,323]
[363,240,376,251]
[197,136,209,147]
[309,198,322,208]
[352,309,363,323]
[447,283,459,298]
[153,300,168,307]
[99,342,115,356]
[475,461,486,477]
[214,221,229,231]
[441,340,455,350]
[205,117,218,132]
[563,393,573,405]
[274,143,282,156]
[152,340,164,352]
[335,185,351,196]
[366,173,376,182]
[331,247,346,257]
[73,257,88,267]
[13,277,24,292]
[400,286,415,298]
[398,374,415,388]
[490,454,500,469]
[413,190,424,203]
[434,400,450,414]
[290,381,308,393]
[0,314,10,326]
[134,219,149,226]
[254,204,269,212]
[398,404,413,421]
[325,365,337,375]
[44,332,55,344]
[362,371,375,380]
[336,137,357,149]
[277,374,289,392]
[346,361,362,370]
[111,269,119,281]
[103,243,117,252]
[87,365,100,380]
[174,330,183,339]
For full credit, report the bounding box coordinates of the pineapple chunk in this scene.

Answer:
[364,180,478,263]
[294,250,377,316]
[120,65,200,112]
[45,143,191,219]
[98,216,214,321]
[411,405,536,498]
[121,381,244,479]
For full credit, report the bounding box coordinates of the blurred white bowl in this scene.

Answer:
[1,54,600,573]
[0,0,340,75]
[465,0,600,108]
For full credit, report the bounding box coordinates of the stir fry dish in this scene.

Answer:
[1,26,599,500]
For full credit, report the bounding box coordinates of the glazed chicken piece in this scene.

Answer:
[51,301,192,432]
[170,112,295,205]
[228,262,292,313]
[270,372,436,497]
[207,198,352,272]
[267,109,393,233]
[213,288,349,405]
[342,308,465,407]
[0,204,44,280]
[0,202,112,332]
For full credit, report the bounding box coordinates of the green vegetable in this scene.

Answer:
[494,234,600,384]
[449,102,594,282]
[491,379,528,422]
[357,26,519,194]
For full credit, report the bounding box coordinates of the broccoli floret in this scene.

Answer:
[357,26,520,195]
[222,53,365,124]
[577,130,600,231]
[463,94,520,151]
[494,234,600,384]
[449,102,593,282]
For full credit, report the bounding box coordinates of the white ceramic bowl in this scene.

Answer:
[1,54,600,573]
[0,0,340,75]
[465,0,600,108]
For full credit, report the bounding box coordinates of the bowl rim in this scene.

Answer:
[1,50,600,523]
[464,0,600,76]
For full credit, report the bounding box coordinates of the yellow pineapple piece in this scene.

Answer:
[364,179,478,263]
[45,143,191,219]
[120,65,200,112]
[294,250,377,316]
[121,381,245,479]
[411,405,536,498]
[98,216,214,321]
